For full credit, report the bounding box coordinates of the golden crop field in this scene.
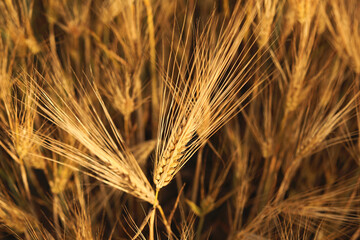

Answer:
[0,0,359,239]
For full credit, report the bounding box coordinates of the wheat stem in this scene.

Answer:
[143,0,159,134]
[53,194,60,239]
[20,162,31,202]
[196,215,205,240]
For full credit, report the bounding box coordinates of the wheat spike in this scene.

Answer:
[154,115,195,187]
[154,2,261,189]
[28,66,155,204]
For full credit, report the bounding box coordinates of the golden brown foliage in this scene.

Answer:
[0,0,359,239]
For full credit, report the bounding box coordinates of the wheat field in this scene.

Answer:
[0,0,360,239]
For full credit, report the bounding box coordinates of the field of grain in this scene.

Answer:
[0,0,360,239]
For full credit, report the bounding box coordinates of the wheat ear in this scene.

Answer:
[154,2,261,189]
[28,69,155,204]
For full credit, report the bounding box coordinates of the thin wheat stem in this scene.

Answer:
[149,207,156,240]
[53,194,60,239]
[143,0,159,135]
[20,162,31,202]
[157,204,171,235]
[196,215,205,240]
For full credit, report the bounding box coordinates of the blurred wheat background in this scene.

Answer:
[0,0,360,239]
